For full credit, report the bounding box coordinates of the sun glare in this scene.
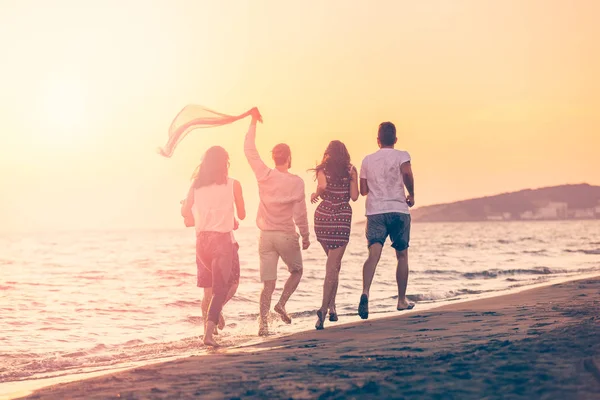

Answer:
[41,77,87,134]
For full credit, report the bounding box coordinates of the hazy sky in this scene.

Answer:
[1,0,598,232]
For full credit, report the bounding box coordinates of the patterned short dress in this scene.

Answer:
[314,169,353,250]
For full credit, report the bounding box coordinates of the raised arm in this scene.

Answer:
[233,179,246,220]
[244,112,271,181]
[293,181,311,250]
[401,161,415,207]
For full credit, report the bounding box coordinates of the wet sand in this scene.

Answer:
[17,277,600,399]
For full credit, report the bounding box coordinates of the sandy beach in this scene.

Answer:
[11,276,599,399]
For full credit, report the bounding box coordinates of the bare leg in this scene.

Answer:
[201,288,217,336]
[202,287,228,334]
[319,243,338,317]
[328,274,339,316]
[319,242,329,255]
[201,288,213,321]
[396,249,414,310]
[316,245,346,329]
[203,292,226,346]
[274,269,302,324]
[203,252,231,346]
[259,280,276,336]
[359,243,383,319]
[217,282,238,330]
[203,320,219,347]
[362,243,383,297]
[225,281,238,304]
[321,246,346,313]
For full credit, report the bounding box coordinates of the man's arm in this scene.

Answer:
[401,161,415,207]
[359,158,369,196]
[360,179,369,196]
[244,119,271,181]
[293,181,311,249]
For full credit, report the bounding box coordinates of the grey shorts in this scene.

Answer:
[366,212,411,251]
[259,231,303,282]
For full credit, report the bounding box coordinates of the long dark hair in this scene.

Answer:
[191,146,229,188]
[312,140,352,180]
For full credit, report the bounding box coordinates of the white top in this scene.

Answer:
[360,148,411,216]
[192,178,235,234]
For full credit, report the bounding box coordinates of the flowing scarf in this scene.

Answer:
[158,105,252,157]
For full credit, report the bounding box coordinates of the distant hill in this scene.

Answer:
[410,184,600,222]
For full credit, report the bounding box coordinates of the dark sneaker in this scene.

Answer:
[358,294,369,319]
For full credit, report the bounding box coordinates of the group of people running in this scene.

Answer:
[181,108,416,347]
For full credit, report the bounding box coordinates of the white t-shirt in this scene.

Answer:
[360,148,411,216]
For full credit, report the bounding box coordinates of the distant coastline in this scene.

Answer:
[357,184,600,224]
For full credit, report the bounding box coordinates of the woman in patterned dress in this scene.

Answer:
[310,141,359,330]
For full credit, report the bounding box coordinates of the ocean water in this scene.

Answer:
[1,220,599,384]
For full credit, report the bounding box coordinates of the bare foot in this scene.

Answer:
[315,309,325,330]
[274,303,292,324]
[203,337,220,347]
[258,319,269,337]
[328,307,338,322]
[204,320,219,346]
[218,313,225,330]
[203,315,219,336]
[397,298,415,311]
[205,321,218,336]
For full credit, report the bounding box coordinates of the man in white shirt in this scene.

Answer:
[358,121,415,319]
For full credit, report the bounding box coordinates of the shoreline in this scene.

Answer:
[355,219,600,225]
[1,271,595,389]
[4,273,600,399]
